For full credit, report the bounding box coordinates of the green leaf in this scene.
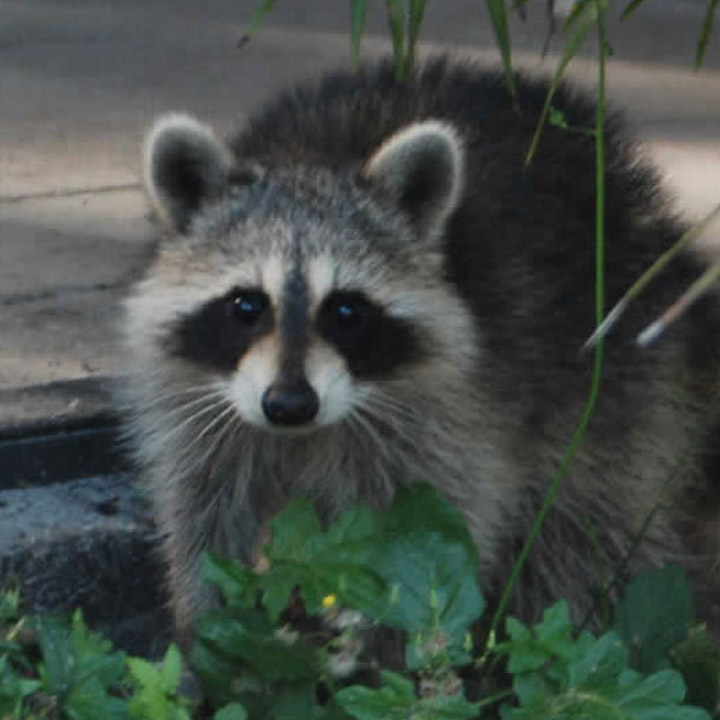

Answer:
[671,624,720,713]
[354,487,485,667]
[189,631,242,704]
[414,694,481,719]
[261,502,387,619]
[33,613,75,697]
[382,485,478,563]
[194,607,321,684]
[267,497,323,562]
[613,566,693,673]
[375,534,484,668]
[0,655,41,717]
[161,644,183,693]
[336,671,414,719]
[0,587,21,623]
[486,0,517,103]
[33,611,128,719]
[696,0,720,69]
[66,676,129,720]
[202,552,257,608]
[504,625,711,720]
[566,632,627,690]
[128,647,191,720]
[503,602,577,673]
[337,670,477,720]
[214,702,248,720]
[350,0,368,69]
[69,611,126,690]
[233,681,323,720]
[509,672,553,710]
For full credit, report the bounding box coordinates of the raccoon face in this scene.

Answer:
[134,114,474,432]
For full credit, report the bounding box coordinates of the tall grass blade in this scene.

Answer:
[696,0,720,69]
[386,0,407,80]
[584,199,720,348]
[350,0,369,69]
[244,0,282,39]
[563,0,595,30]
[486,0,518,105]
[637,254,720,347]
[524,0,597,166]
[620,0,649,21]
[405,0,428,78]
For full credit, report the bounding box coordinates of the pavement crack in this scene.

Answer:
[0,183,142,204]
[0,281,130,306]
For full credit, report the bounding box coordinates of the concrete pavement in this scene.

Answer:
[1,0,720,420]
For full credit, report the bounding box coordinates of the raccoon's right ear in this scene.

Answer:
[143,114,234,233]
[363,121,464,239]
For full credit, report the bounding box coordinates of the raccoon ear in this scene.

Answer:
[363,121,464,237]
[143,113,234,233]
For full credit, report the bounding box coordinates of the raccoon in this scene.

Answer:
[120,58,720,642]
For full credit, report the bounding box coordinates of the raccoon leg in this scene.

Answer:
[491,487,687,629]
[153,483,262,648]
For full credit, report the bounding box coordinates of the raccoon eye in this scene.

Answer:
[228,290,269,326]
[320,292,373,334]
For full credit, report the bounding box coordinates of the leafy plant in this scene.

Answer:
[1,486,718,719]
[188,487,718,718]
[127,645,193,720]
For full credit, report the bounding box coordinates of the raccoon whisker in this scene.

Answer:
[355,397,419,437]
[132,377,224,401]
[146,389,229,423]
[345,408,388,452]
[353,400,422,453]
[185,403,241,467]
[355,403,424,452]
[195,401,239,444]
[360,393,420,425]
[140,382,227,408]
[160,396,234,444]
[137,391,228,421]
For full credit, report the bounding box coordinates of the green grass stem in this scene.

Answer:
[482,1,608,659]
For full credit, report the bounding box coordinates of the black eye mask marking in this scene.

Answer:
[168,287,273,372]
[316,290,425,378]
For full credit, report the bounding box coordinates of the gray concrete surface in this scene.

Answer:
[1,0,720,404]
[0,472,169,654]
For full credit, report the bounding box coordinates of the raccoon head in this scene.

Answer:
[132,113,475,433]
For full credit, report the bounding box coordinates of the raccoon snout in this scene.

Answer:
[261,379,320,426]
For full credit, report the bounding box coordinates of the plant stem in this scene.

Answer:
[482,0,607,659]
[476,687,515,708]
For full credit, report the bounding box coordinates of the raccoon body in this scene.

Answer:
[121,58,720,639]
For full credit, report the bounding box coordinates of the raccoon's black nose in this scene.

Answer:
[262,380,319,426]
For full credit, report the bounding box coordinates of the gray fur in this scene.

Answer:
[363,121,464,237]
[144,114,234,233]
[121,59,720,642]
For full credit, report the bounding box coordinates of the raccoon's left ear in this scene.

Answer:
[363,121,464,238]
[143,113,234,233]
